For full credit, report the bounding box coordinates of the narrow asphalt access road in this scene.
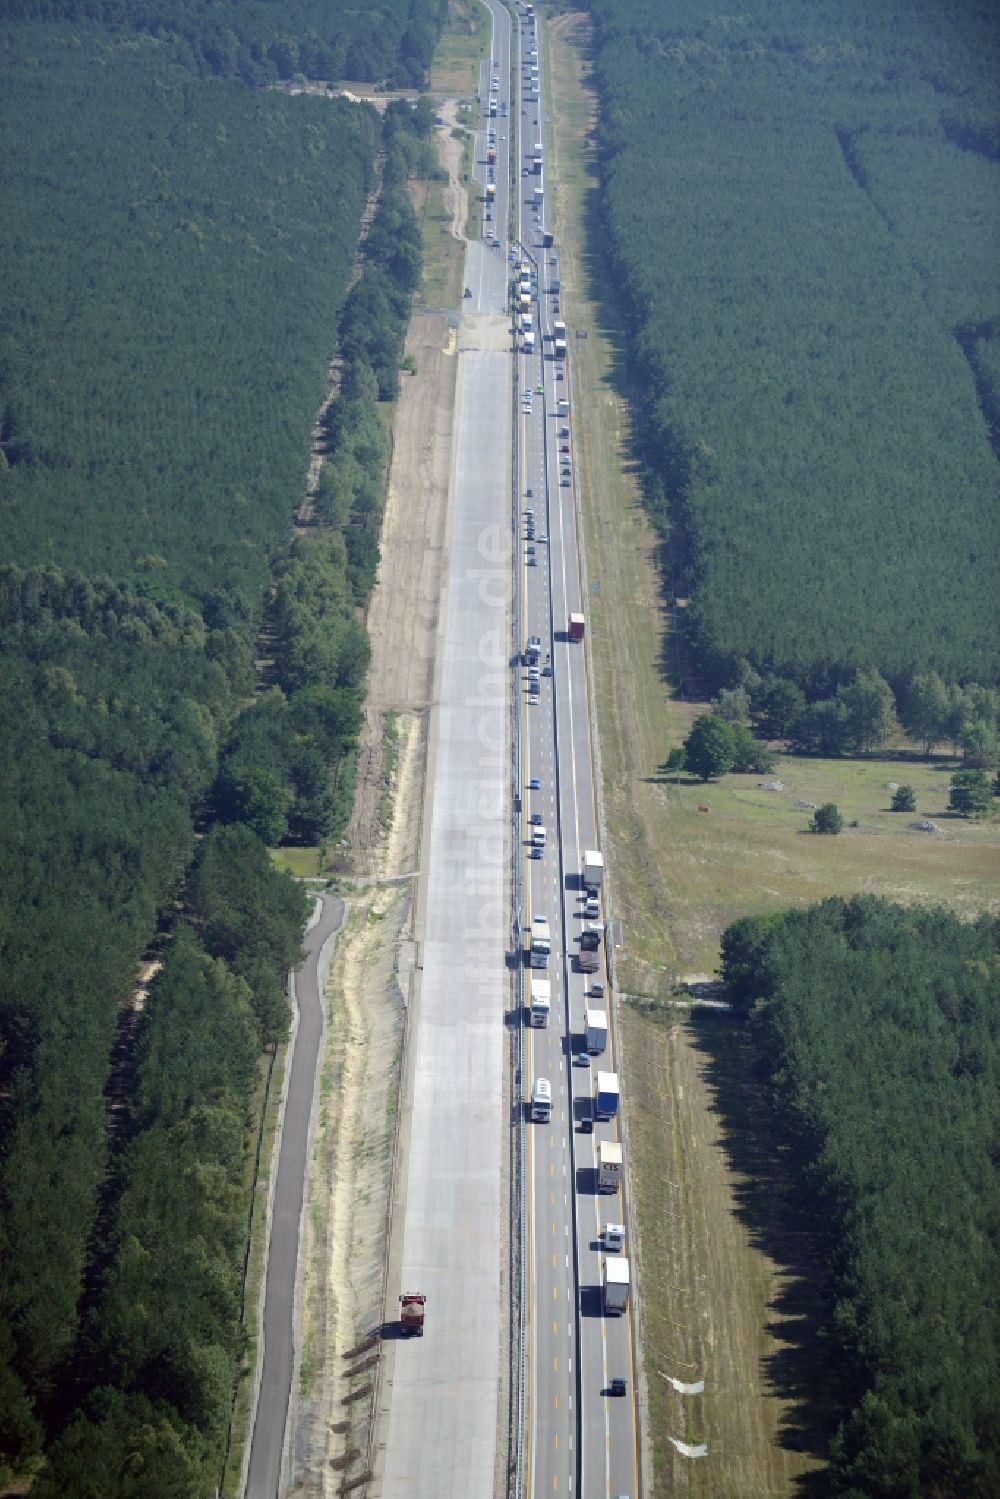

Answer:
[245,890,345,1499]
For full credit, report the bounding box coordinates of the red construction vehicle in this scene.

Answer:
[399,1292,426,1336]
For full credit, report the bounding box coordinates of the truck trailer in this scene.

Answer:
[585,1008,608,1055]
[603,1257,630,1315]
[568,612,585,641]
[595,1070,620,1121]
[530,915,551,968]
[597,1139,622,1193]
[583,850,604,888]
[530,978,551,1027]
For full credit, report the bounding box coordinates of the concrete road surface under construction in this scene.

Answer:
[379,301,512,1492]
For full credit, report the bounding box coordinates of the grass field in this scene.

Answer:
[545,11,999,1496]
[429,0,489,97]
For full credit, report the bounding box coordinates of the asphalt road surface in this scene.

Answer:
[245,891,346,1499]
[505,0,642,1494]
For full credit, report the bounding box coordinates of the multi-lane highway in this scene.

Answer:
[504,1,641,1496]
[377,0,640,1492]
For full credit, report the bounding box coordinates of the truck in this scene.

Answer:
[522,312,534,332]
[489,100,497,117]
[603,1256,630,1315]
[531,824,546,846]
[577,949,600,975]
[524,330,535,353]
[553,318,567,358]
[400,1292,426,1335]
[534,184,544,203]
[568,612,585,641]
[580,923,602,952]
[529,977,551,1027]
[583,849,604,889]
[595,1069,620,1121]
[603,1222,625,1252]
[531,1076,552,1122]
[597,1139,622,1193]
[487,145,497,165]
[557,397,570,416]
[530,915,551,968]
[486,182,496,201]
[585,1008,608,1055]
[525,634,541,666]
[534,153,543,175]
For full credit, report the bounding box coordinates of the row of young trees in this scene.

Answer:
[0,7,436,1491]
[588,0,999,690]
[720,898,1000,1496]
[703,667,1000,766]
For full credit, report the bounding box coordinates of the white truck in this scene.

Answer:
[531,1077,551,1122]
[531,823,546,846]
[524,330,535,353]
[597,1139,622,1193]
[583,849,604,889]
[603,1256,630,1314]
[530,978,551,1028]
[603,1222,625,1252]
[530,915,550,968]
[585,1008,608,1055]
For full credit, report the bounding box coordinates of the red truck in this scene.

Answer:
[487,146,497,165]
[400,1292,426,1336]
[568,612,585,642]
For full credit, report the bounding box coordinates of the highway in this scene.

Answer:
[377,5,514,1495]
[376,0,640,1491]
[503,1,641,1496]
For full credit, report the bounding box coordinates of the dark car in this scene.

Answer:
[609,1377,627,1397]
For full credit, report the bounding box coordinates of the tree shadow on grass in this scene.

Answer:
[687,1008,839,1494]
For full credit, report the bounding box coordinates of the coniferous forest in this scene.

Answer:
[588,0,999,694]
[0,1,436,1489]
[720,899,999,1497]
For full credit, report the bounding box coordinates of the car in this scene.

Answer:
[573,1053,591,1067]
[561,475,570,486]
[590,981,605,999]
[525,488,533,497]
[530,845,543,859]
[609,1377,627,1397]
[536,383,544,393]
[560,444,569,454]
[528,555,537,565]
[538,533,548,543]
[550,255,558,265]
[556,371,564,381]
[542,663,552,677]
[530,811,543,824]
[579,1113,593,1134]
[528,666,540,680]
[528,777,541,790]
